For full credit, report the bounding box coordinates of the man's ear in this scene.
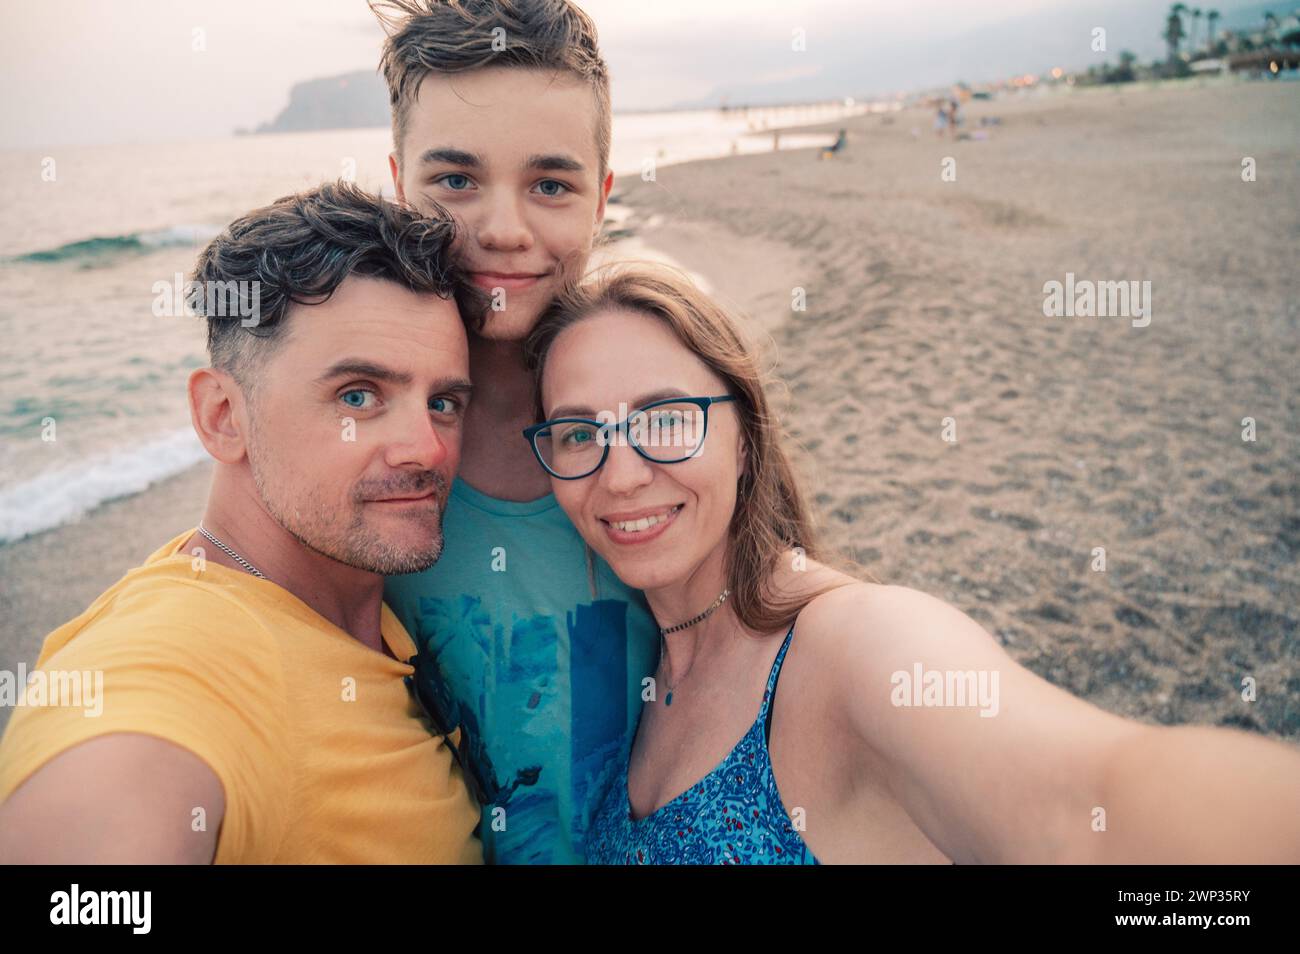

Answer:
[389,152,406,205]
[188,367,248,465]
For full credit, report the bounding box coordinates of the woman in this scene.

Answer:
[521,262,1300,864]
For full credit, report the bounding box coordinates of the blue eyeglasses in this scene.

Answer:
[522,395,737,480]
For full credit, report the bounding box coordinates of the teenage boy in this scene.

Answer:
[0,183,484,864]
[373,0,659,863]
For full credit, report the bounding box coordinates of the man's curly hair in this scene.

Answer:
[191,180,486,389]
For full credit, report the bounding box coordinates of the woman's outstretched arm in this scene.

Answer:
[1091,721,1300,862]
[815,582,1300,863]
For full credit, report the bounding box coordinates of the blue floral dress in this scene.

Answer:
[587,623,818,864]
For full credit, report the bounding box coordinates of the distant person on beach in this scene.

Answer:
[0,183,485,863]
[372,0,659,864]
[520,262,1300,864]
[934,100,949,137]
[818,128,847,160]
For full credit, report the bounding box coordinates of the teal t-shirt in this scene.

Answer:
[384,477,659,864]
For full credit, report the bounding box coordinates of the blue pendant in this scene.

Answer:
[665,690,674,706]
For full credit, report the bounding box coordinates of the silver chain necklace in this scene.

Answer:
[658,588,729,707]
[196,522,266,580]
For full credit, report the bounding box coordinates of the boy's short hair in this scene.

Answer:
[193,180,486,391]
[372,0,611,175]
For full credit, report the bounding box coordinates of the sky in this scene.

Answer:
[0,0,1277,149]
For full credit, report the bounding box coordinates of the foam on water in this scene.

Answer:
[0,428,207,544]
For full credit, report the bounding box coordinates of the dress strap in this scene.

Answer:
[761,619,797,745]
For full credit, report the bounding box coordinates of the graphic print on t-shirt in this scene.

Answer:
[412,593,633,863]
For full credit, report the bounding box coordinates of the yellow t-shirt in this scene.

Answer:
[0,529,483,864]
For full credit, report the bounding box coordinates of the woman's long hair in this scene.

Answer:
[524,261,869,635]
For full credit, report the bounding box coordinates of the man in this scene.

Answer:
[0,182,485,864]
[373,0,660,863]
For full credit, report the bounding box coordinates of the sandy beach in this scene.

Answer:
[2,79,1296,738]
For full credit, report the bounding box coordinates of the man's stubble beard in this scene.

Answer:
[244,419,449,576]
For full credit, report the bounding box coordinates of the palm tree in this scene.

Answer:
[1207,9,1221,52]
[1165,4,1188,60]
[1191,8,1203,51]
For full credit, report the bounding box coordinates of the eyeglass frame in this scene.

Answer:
[522,394,738,480]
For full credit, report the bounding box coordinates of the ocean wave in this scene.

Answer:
[0,428,207,544]
[9,225,222,264]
